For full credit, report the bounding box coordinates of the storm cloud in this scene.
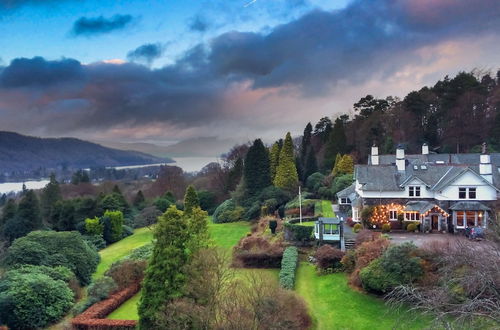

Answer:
[71,14,134,37]
[127,43,164,64]
[1,0,499,140]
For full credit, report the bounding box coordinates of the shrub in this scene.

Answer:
[348,237,390,288]
[233,236,284,268]
[87,276,118,302]
[127,243,154,260]
[314,245,345,271]
[353,223,362,233]
[101,210,124,244]
[85,216,103,236]
[346,217,355,227]
[283,222,313,242]
[154,197,173,213]
[122,224,134,238]
[197,190,217,214]
[106,259,147,290]
[360,243,423,294]
[355,229,381,245]
[407,223,418,232]
[133,206,161,228]
[4,231,100,285]
[82,234,107,250]
[341,250,356,273]
[244,202,261,220]
[0,268,74,329]
[279,247,299,289]
[361,206,374,227]
[212,199,237,223]
[382,223,391,233]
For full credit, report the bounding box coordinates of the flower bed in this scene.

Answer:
[71,284,140,330]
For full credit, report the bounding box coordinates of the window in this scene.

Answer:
[409,186,421,197]
[469,188,476,199]
[405,212,420,221]
[459,187,476,199]
[466,211,476,227]
[456,211,465,227]
[389,210,398,221]
[477,211,484,227]
[340,197,350,204]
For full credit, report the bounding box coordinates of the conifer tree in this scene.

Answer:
[3,190,42,241]
[333,154,354,176]
[133,190,146,209]
[185,207,209,251]
[138,206,191,329]
[243,139,271,196]
[274,132,299,191]
[183,185,200,214]
[269,141,281,180]
[41,173,61,223]
[324,117,347,170]
[303,147,318,181]
[300,122,313,162]
[1,199,17,227]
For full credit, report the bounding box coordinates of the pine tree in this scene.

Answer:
[226,157,243,192]
[138,206,191,329]
[324,117,347,170]
[269,141,281,180]
[133,190,146,209]
[183,185,200,214]
[300,122,313,162]
[274,132,299,191]
[303,146,318,181]
[4,190,42,241]
[333,154,354,176]
[243,139,271,196]
[185,207,209,252]
[1,199,17,227]
[41,173,61,223]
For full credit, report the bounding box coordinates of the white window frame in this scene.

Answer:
[389,210,398,221]
[409,186,421,197]
[405,212,420,221]
[340,197,350,204]
[458,187,477,200]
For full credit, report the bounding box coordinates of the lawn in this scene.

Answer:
[94,227,154,278]
[105,220,252,321]
[315,200,335,217]
[295,263,428,330]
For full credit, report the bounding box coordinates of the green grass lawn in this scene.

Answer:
[296,263,428,330]
[93,227,154,278]
[315,200,335,217]
[106,220,252,320]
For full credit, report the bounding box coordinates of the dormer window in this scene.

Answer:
[459,187,476,199]
[409,186,421,197]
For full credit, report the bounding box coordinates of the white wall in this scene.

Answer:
[436,171,497,201]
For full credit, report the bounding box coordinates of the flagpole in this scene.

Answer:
[299,185,302,224]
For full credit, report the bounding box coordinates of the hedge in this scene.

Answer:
[283,222,313,242]
[71,284,140,329]
[279,247,299,289]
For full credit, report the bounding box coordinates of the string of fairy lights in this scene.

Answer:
[369,203,449,227]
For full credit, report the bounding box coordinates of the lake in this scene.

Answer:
[0,180,50,194]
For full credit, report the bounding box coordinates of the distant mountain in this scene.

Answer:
[0,131,172,174]
[97,136,239,158]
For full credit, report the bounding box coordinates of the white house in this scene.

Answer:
[337,143,500,233]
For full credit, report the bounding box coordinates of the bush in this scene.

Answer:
[382,223,391,233]
[279,247,299,289]
[314,245,345,271]
[233,236,284,268]
[4,231,100,285]
[106,259,147,290]
[127,243,154,260]
[122,224,134,238]
[244,202,261,220]
[361,206,374,227]
[0,267,74,329]
[283,222,313,242]
[346,217,355,227]
[82,234,107,250]
[197,190,217,214]
[133,206,161,228]
[353,223,362,233]
[101,210,124,244]
[212,199,235,223]
[306,172,326,193]
[407,223,418,232]
[85,216,103,236]
[154,197,173,213]
[355,229,381,245]
[360,243,423,294]
[348,236,390,288]
[341,250,356,273]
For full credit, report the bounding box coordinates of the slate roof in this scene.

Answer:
[449,202,491,211]
[371,153,500,166]
[355,165,403,191]
[404,201,436,213]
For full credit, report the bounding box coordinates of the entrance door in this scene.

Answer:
[431,215,439,231]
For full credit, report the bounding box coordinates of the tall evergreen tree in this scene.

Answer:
[243,139,271,196]
[226,156,243,192]
[41,173,61,224]
[183,185,200,214]
[274,132,299,191]
[269,141,281,180]
[3,190,41,241]
[303,147,318,181]
[324,117,347,170]
[138,206,191,329]
[300,122,313,162]
[1,199,17,227]
[133,190,146,209]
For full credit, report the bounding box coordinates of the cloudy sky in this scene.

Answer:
[0,0,499,150]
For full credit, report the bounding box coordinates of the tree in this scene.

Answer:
[0,198,16,227]
[300,122,313,161]
[333,154,354,177]
[133,190,146,209]
[183,185,200,214]
[101,210,124,244]
[324,117,347,170]
[71,169,90,184]
[302,147,318,182]
[40,173,62,223]
[274,132,299,191]
[313,117,333,141]
[243,139,271,197]
[54,199,77,231]
[185,207,209,252]
[3,190,42,241]
[138,206,192,328]
[269,141,281,181]
[85,217,104,236]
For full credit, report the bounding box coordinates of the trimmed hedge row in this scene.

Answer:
[283,222,314,242]
[279,247,299,290]
[71,284,140,330]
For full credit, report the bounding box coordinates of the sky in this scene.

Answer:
[0,0,499,152]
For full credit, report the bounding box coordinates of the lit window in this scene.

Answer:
[409,186,421,197]
[456,211,465,227]
[389,210,398,221]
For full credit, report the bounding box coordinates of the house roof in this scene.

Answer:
[336,183,355,198]
[355,165,403,191]
[449,202,491,211]
[404,201,435,213]
[371,153,500,166]
[317,217,343,224]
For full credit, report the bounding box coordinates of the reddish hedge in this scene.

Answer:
[233,236,284,268]
[71,284,140,330]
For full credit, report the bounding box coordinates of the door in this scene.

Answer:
[431,215,439,231]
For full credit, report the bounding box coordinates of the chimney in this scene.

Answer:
[479,142,493,183]
[371,144,379,165]
[422,143,429,155]
[396,144,405,172]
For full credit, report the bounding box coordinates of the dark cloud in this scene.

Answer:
[0,0,499,138]
[0,0,61,9]
[127,43,164,64]
[188,15,210,32]
[71,14,134,37]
